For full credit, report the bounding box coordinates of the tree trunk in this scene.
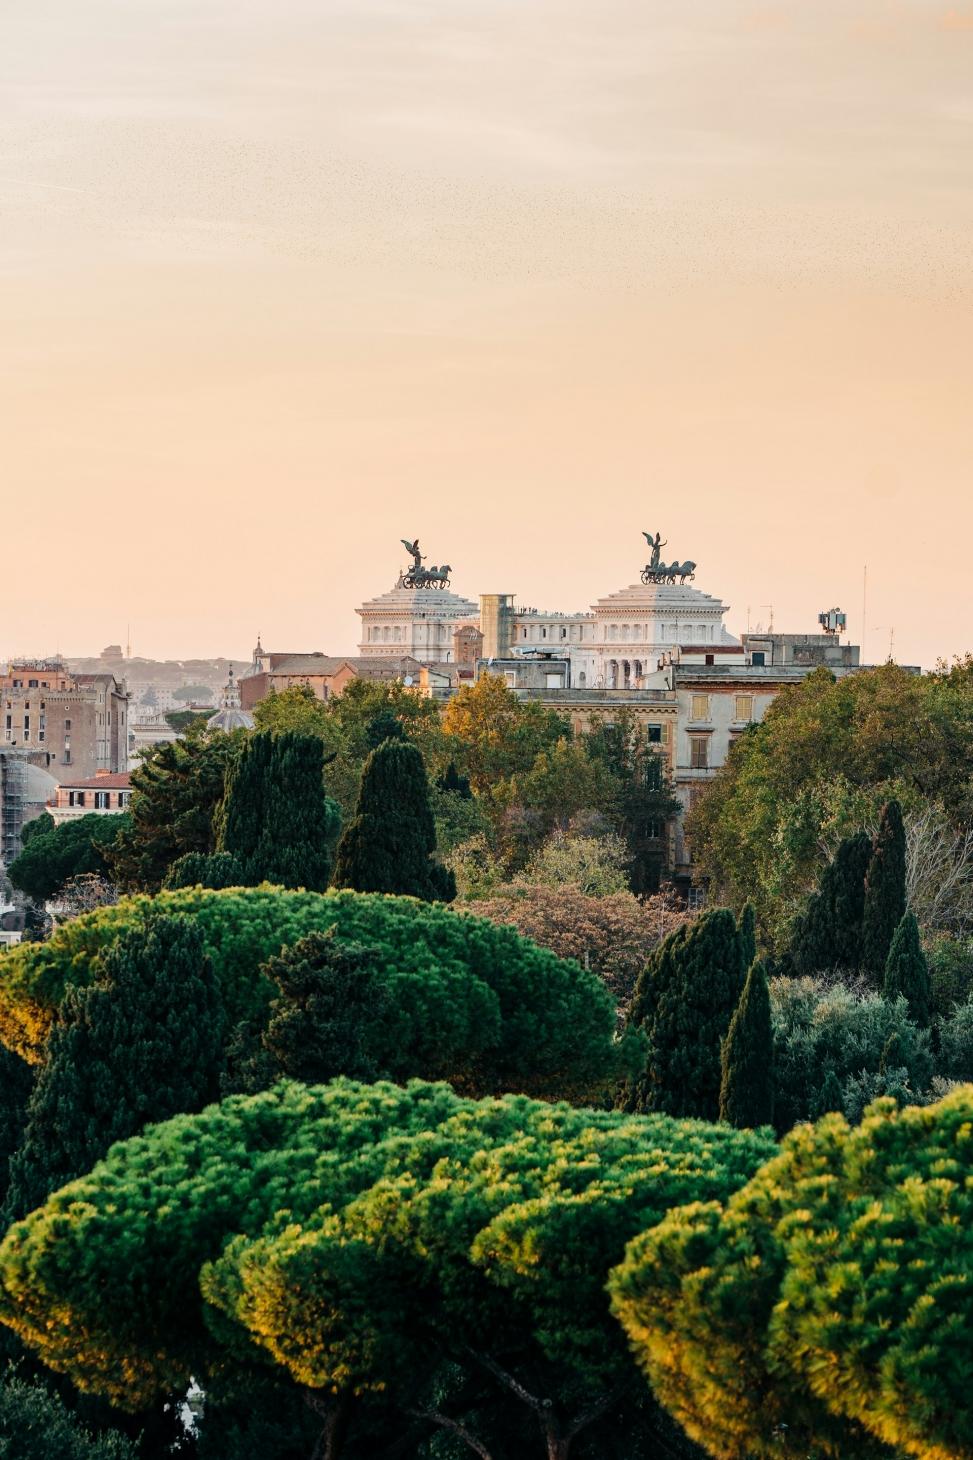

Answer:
[305,1389,350,1460]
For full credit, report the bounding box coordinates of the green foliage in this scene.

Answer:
[611,1088,973,1459]
[0,1048,32,1210]
[883,910,931,1027]
[224,929,446,1094]
[216,730,340,891]
[0,1078,772,1457]
[441,673,568,795]
[737,902,756,970]
[436,762,471,799]
[8,815,128,904]
[4,915,225,1221]
[937,996,973,1081]
[363,708,405,749]
[862,799,908,977]
[0,888,638,1098]
[686,659,973,942]
[719,961,774,1129]
[0,1370,137,1459]
[500,738,620,848]
[769,974,932,1133]
[926,934,973,1016]
[107,727,242,893]
[20,814,53,847]
[163,709,212,734]
[585,713,681,893]
[333,739,453,902]
[627,910,746,1120]
[522,827,631,896]
[162,850,244,889]
[791,829,872,974]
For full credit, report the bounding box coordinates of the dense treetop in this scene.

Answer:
[0,888,639,1097]
[8,815,129,905]
[687,662,973,944]
[611,1085,973,1460]
[0,1079,772,1444]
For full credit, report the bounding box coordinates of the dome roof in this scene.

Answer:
[207,665,254,733]
[591,579,730,614]
[206,707,254,733]
[357,584,478,618]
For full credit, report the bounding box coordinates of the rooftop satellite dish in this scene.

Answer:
[403,675,414,686]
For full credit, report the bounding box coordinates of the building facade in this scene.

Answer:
[1,659,128,781]
[49,771,132,824]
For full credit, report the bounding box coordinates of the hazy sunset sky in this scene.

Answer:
[2,0,971,668]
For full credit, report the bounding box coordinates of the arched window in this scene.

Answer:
[578,670,587,686]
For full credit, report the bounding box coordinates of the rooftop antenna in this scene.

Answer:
[126,622,132,660]
[760,603,774,633]
[875,625,895,663]
[861,564,868,663]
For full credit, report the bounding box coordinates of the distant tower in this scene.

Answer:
[251,633,266,675]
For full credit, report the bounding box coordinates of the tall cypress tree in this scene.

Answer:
[829,830,872,967]
[719,960,774,1129]
[738,903,757,971]
[216,730,339,891]
[4,916,224,1221]
[792,830,872,974]
[627,908,746,1120]
[861,800,907,979]
[883,911,931,1028]
[332,739,454,901]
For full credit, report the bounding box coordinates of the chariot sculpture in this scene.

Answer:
[640,530,696,585]
[398,538,452,589]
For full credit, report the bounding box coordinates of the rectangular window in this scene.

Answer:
[65,719,71,730]
[4,716,9,731]
[23,716,29,738]
[94,792,109,809]
[734,695,754,722]
[690,735,709,769]
[690,694,710,721]
[646,724,662,743]
[751,651,766,667]
[28,679,38,689]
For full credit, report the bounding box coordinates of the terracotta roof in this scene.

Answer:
[56,773,131,790]
[246,655,429,680]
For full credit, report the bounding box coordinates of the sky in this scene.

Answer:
[1,0,971,669]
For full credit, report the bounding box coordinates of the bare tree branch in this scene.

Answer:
[406,1407,494,1459]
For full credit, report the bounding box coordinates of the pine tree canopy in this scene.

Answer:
[0,1079,772,1434]
[0,888,640,1099]
[611,1086,973,1460]
[3,914,225,1221]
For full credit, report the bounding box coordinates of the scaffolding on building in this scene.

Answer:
[0,750,29,872]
